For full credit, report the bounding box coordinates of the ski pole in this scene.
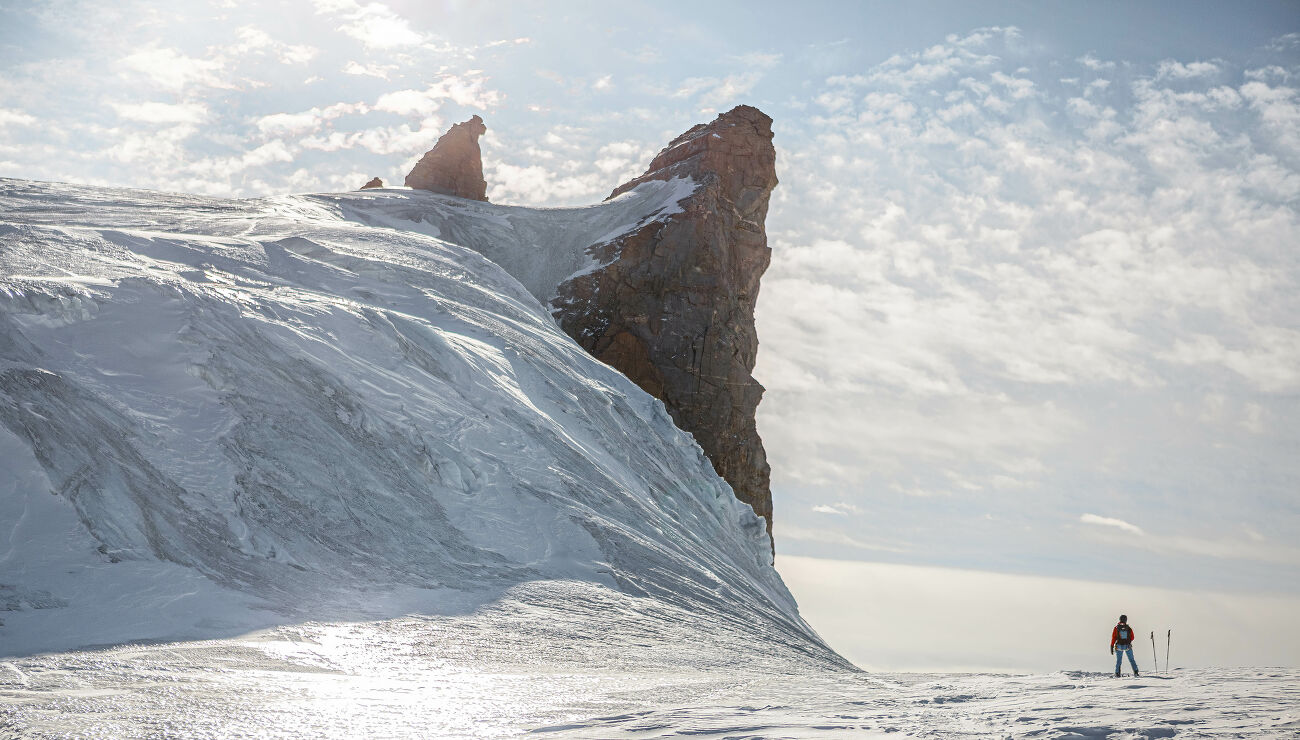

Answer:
[1150,631,1157,673]
[1166,629,1171,674]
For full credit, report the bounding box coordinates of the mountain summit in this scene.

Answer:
[403,114,489,200]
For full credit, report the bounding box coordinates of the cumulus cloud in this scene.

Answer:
[374,89,443,117]
[1155,59,1221,80]
[118,46,229,92]
[312,0,423,49]
[420,76,504,109]
[1078,53,1116,71]
[485,161,607,205]
[0,109,38,127]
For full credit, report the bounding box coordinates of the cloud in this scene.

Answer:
[484,37,530,48]
[485,162,607,205]
[1264,32,1300,53]
[812,503,861,515]
[300,116,445,156]
[1245,65,1291,82]
[1155,60,1221,80]
[1078,514,1300,565]
[665,51,786,111]
[1078,53,1116,71]
[1080,514,1145,535]
[672,72,764,110]
[101,125,187,163]
[254,101,368,137]
[991,71,1035,99]
[111,101,208,125]
[313,0,424,49]
[1161,331,1300,393]
[761,29,1300,587]
[229,25,318,65]
[1240,81,1300,152]
[374,89,444,117]
[257,111,330,137]
[250,74,498,152]
[118,47,229,92]
[343,61,398,78]
[0,110,38,127]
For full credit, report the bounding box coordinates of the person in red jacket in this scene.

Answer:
[1110,614,1140,677]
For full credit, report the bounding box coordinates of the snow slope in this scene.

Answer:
[0,177,831,664]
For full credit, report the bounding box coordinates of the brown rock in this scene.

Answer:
[553,105,778,547]
[404,115,489,201]
[360,177,383,189]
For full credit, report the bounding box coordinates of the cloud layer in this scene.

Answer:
[759,28,1299,591]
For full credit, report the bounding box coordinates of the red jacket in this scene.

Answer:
[1111,623,1135,649]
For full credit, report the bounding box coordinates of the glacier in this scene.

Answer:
[0,177,829,661]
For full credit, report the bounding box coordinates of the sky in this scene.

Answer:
[1,0,1298,671]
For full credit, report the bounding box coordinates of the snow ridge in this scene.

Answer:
[0,178,831,663]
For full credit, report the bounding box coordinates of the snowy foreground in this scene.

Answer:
[2,179,1296,737]
[4,622,1296,738]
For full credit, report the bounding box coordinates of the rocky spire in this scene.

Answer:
[552,105,779,546]
[360,177,383,190]
[404,115,489,201]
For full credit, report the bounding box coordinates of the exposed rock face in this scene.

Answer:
[360,177,383,189]
[404,115,489,201]
[552,105,778,545]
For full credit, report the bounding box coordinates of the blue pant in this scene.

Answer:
[1115,645,1138,674]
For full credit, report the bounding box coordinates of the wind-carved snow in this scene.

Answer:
[333,176,697,304]
[0,177,818,663]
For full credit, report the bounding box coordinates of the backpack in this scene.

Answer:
[1117,624,1132,645]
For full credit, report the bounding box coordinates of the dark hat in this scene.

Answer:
[1119,615,1128,622]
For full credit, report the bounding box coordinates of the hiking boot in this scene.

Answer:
[1114,671,1121,678]
[1134,669,1139,677]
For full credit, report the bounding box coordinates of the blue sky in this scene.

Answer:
[2,0,1297,640]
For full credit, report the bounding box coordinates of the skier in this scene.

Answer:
[1110,614,1140,677]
